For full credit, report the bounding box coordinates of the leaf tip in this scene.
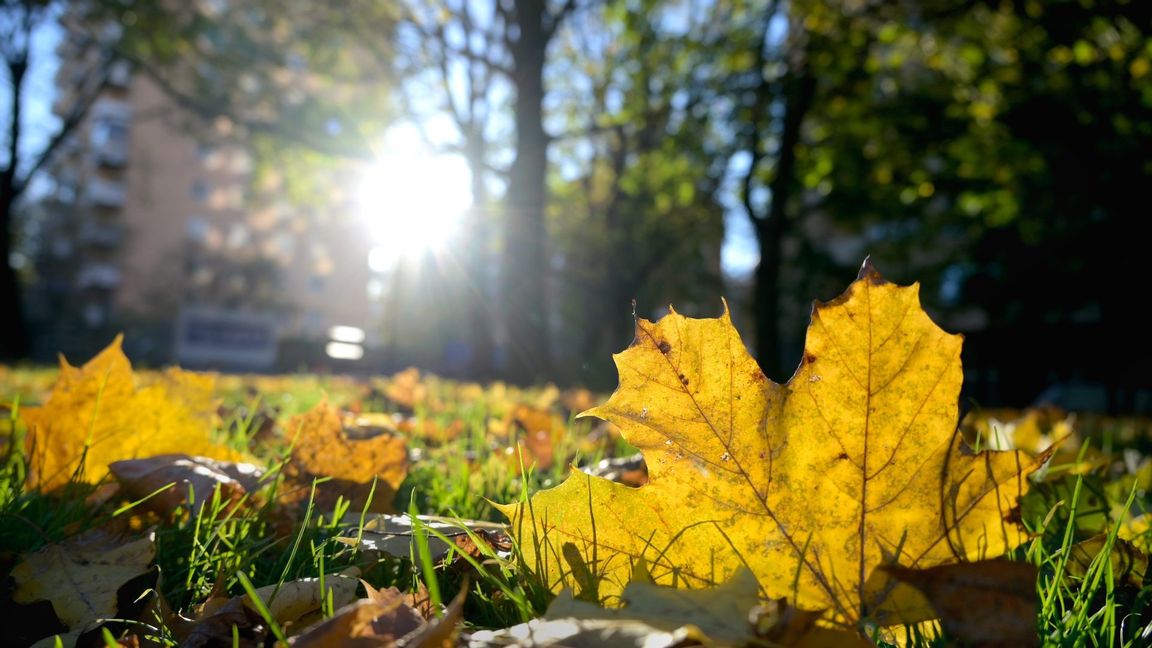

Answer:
[857,257,888,285]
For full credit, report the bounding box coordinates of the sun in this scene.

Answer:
[356,125,473,271]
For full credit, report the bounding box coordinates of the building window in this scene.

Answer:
[303,310,324,336]
[308,275,327,293]
[186,216,210,244]
[226,223,249,249]
[91,120,129,147]
[192,179,211,202]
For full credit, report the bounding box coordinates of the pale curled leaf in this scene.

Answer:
[338,513,509,563]
[544,568,866,648]
[12,529,156,630]
[110,453,264,515]
[499,261,1043,627]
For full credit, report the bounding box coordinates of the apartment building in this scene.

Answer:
[32,25,380,368]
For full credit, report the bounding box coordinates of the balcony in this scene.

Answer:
[93,141,129,168]
[90,98,133,124]
[84,178,126,208]
[107,60,132,89]
[77,222,124,247]
[76,262,122,289]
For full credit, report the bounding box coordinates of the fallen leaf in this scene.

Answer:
[581,454,649,487]
[292,595,425,647]
[21,336,240,491]
[1066,534,1148,587]
[961,407,1075,455]
[11,529,157,638]
[883,560,1039,648]
[339,513,509,564]
[298,582,465,648]
[180,569,361,645]
[508,405,566,471]
[109,454,264,516]
[545,567,864,647]
[499,261,1044,627]
[180,596,268,648]
[285,399,408,512]
[391,585,466,648]
[247,568,361,629]
[385,367,429,412]
[468,618,694,648]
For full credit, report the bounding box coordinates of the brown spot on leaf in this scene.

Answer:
[751,370,767,383]
[1003,505,1023,525]
[657,340,672,355]
[678,374,689,386]
[805,352,817,364]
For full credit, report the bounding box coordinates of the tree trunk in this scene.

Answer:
[752,72,815,382]
[0,195,29,361]
[502,0,551,385]
[1,57,30,361]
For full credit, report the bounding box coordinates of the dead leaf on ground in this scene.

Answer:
[883,560,1039,648]
[21,335,241,491]
[339,513,510,565]
[581,454,649,487]
[384,367,430,412]
[561,388,599,418]
[284,399,408,513]
[110,453,264,516]
[11,529,157,643]
[179,596,268,648]
[393,415,467,444]
[499,260,1045,629]
[507,404,566,471]
[961,406,1076,455]
[551,566,865,648]
[1066,534,1148,587]
[467,616,693,648]
[298,581,466,648]
[179,569,361,645]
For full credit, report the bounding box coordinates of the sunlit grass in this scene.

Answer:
[2,370,1151,645]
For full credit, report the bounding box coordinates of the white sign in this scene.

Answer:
[175,308,279,369]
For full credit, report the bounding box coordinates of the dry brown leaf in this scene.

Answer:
[180,596,267,648]
[109,453,264,516]
[285,399,408,512]
[179,570,361,645]
[340,513,509,565]
[549,567,866,648]
[385,367,428,411]
[397,585,466,648]
[883,560,1039,648]
[292,596,425,647]
[1066,535,1148,587]
[581,454,649,487]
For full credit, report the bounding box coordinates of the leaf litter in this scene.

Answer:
[3,260,1149,646]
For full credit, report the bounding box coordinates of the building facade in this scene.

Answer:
[31,25,380,369]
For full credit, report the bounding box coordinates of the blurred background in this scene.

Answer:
[0,0,1148,411]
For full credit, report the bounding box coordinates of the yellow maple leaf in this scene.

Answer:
[22,335,240,491]
[284,399,408,513]
[499,262,1045,628]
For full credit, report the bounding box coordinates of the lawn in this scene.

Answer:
[2,331,1151,646]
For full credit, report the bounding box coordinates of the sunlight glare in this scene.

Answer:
[357,125,472,272]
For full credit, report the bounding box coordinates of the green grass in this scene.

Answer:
[2,371,1151,646]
